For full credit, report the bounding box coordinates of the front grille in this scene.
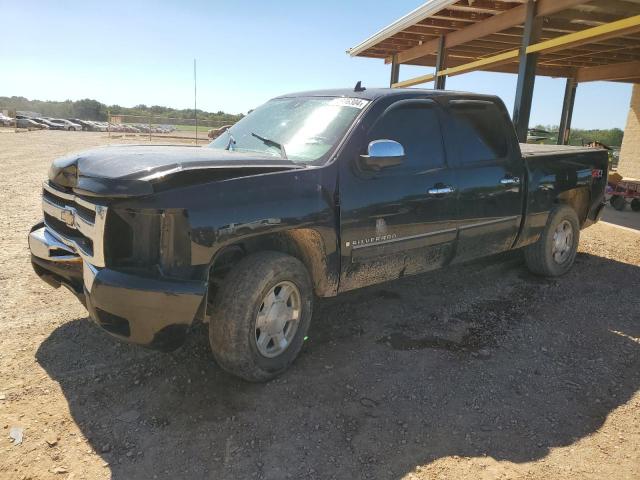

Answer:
[41,182,107,267]
[44,213,94,252]
[43,188,96,223]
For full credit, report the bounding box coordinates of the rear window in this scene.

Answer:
[448,100,508,164]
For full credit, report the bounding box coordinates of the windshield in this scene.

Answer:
[208,96,369,163]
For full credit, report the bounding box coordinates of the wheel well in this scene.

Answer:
[208,229,337,300]
[555,187,590,226]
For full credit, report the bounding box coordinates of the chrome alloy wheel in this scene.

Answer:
[255,281,301,358]
[551,219,574,264]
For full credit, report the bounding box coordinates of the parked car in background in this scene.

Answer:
[106,122,124,132]
[132,123,150,133]
[87,121,108,132]
[0,113,14,127]
[16,118,49,130]
[208,125,232,139]
[122,124,141,133]
[47,118,83,131]
[33,118,61,129]
[68,119,96,131]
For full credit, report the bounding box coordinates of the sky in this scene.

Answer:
[0,0,633,129]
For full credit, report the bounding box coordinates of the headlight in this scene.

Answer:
[105,208,191,276]
[105,208,159,268]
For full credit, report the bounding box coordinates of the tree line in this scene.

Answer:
[0,96,244,124]
[531,124,624,148]
[0,97,625,145]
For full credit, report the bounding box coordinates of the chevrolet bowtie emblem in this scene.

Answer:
[60,208,75,227]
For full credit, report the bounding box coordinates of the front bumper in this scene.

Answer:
[29,223,207,350]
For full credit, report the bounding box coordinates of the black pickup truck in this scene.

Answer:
[29,88,608,381]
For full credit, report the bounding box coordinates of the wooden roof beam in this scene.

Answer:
[446,0,519,14]
[393,14,640,87]
[580,0,640,17]
[576,60,640,82]
[387,0,591,65]
[429,10,492,23]
[527,15,640,55]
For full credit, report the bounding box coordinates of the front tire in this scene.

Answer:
[524,205,580,277]
[610,195,626,211]
[209,251,313,382]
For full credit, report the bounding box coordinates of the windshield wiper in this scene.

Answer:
[251,132,287,159]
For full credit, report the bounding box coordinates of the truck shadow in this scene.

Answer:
[36,252,640,479]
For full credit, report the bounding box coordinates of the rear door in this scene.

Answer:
[338,97,458,291]
[441,98,525,263]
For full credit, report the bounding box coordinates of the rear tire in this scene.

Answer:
[209,251,313,382]
[610,195,626,211]
[524,205,580,277]
[631,198,640,212]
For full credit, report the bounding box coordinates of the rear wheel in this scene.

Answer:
[631,198,640,212]
[209,251,313,382]
[524,205,580,277]
[610,195,626,211]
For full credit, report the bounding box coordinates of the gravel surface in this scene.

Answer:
[1,130,639,480]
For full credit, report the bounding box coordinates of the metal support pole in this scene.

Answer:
[435,35,447,90]
[390,54,400,87]
[513,0,542,143]
[194,58,198,145]
[557,78,577,145]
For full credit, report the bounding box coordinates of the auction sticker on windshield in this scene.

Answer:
[329,98,370,109]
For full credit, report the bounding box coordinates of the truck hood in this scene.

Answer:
[48,144,303,197]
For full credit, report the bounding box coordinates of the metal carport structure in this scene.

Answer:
[348,0,640,145]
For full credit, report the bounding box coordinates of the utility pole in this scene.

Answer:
[194,59,198,144]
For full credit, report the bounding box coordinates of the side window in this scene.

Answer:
[369,103,445,172]
[448,101,508,164]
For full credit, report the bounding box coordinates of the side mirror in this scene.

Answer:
[359,139,405,171]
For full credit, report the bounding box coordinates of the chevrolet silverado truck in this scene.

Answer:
[29,88,608,381]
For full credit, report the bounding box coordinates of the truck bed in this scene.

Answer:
[519,143,603,158]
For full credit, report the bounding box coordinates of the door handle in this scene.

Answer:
[500,176,520,185]
[428,185,455,195]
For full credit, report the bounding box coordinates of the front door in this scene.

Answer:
[441,98,525,263]
[338,98,458,292]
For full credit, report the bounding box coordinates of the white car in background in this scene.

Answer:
[47,118,83,131]
[86,121,108,132]
[0,113,14,127]
[87,121,108,132]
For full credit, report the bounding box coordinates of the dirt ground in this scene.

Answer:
[0,129,639,480]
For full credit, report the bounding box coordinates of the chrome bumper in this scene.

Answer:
[29,225,97,293]
[28,226,78,262]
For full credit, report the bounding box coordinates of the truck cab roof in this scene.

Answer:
[274,87,499,102]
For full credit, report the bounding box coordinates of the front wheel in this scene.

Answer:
[209,251,313,382]
[524,205,580,277]
[631,198,640,212]
[610,195,626,211]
